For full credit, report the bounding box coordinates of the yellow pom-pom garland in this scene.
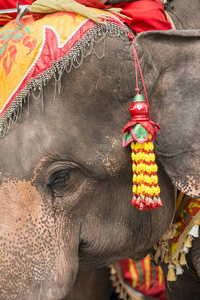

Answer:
[131,136,161,210]
[122,93,162,211]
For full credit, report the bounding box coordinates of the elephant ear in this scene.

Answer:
[134,30,200,198]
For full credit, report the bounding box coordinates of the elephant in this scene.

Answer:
[67,0,200,299]
[0,3,200,300]
[66,28,200,300]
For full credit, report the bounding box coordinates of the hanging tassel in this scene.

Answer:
[122,94,161,211]
[119,290,125,299]
[167,264,176,281]
[112,279,118,287]
[115,283,121,294]
[180,252,187,266]
[185,235,192,248]
[122,42,161,210]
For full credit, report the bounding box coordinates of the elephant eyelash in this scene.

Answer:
[47,169,72,186]
[45,161,77,184]
[47,167,86,198]
[45,161,89,196]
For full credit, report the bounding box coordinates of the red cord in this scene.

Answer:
[132,42,151,120]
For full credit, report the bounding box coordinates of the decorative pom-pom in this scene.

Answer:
[176,264,184,276]
[130,138,162,211]
[189,225,199,238]
[180,245,189,254]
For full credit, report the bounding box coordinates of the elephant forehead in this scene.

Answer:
[0,108,128,179]
[0,40,134,177]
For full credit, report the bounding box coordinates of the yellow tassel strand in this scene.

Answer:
[131,136,161,210]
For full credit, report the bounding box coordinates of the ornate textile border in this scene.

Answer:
[165,197,200,281]
[109,256,165,300]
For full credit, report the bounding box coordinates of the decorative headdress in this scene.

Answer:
[122,36,162,211]
[0,9,128,137]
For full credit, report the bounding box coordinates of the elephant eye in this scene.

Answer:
[45,162,86,196]
[47,169,72,186]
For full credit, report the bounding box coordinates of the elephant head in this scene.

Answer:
[0,16,200,299]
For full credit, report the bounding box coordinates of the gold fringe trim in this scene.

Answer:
[153,193,200,282]
[171,211,200,261]
[108,263,143,300]
[166,212,200,281]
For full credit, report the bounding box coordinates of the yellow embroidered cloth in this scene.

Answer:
[0,10,123,123]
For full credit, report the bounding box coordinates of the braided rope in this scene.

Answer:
[165,11,176,30]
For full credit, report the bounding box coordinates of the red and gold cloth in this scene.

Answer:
[158,195,200,282]
[119,256,165,300]
[170,197,200,262]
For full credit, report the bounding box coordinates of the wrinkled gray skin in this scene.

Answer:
[1,3,200,300]
[166,0,200,30]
